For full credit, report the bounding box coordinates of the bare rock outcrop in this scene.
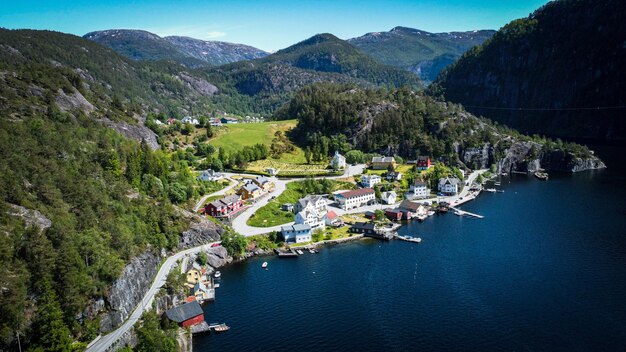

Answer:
[55,88,94,113]
[6,204,51,232]
[178,216,226,249]
[101,117,160,150]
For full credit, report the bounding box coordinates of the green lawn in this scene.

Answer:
[246,180,356,227]
[210,120,298,154]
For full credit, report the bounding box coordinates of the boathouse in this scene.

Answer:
[165,301,204,328]
[349,222,376,235]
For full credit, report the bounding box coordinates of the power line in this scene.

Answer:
[463,105,626,112]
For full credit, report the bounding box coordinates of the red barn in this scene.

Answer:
[165,301,204,328]
[417,156,431,171]
[204,195,243,218]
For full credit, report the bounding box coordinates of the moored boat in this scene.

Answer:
[262,262,268,268]
[214,271,221,279]
[534,171,549,180]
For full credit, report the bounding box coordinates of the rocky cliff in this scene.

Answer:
[432,0,626,142]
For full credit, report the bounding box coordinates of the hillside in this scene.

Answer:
[84,29,269,66]
[276,83,604,173]
[431,0,626,142]
[0,29,233,351]
[349,26,495,82]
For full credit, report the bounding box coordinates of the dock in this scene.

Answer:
[275,249,298,258]
[450,206,484,219]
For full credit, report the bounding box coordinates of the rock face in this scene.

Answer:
[6,204,51,232]
[101,117,160,150]
[461,144,492,169]
[178,72,218,97]
[99,251,162,333]
[178,216,226,249]
[55,88,94,113]
[496,141,605,174]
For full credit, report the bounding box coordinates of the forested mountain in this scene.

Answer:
[276,83,604,172]
[0,29,225,350]
[202,33,421,114]
[431,0,626,142]
[84,29,269,66]
[349,26,495,82]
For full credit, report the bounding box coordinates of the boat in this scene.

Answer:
[209,323,230,333]
[296,249,304,255]
[427,210,435,216]
[308,248,315,254]
[416,237,422,243]
[534,171,549,180]
[485,188,496,193]
[261,262,268,268]
[416,214,427,222]
[214,271,221,279]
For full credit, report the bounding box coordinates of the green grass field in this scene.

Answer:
[210,120,296,154]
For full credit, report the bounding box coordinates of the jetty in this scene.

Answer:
[450,206,484,219]
[275,249,298,258]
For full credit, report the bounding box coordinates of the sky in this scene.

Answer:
[0,0,550,52]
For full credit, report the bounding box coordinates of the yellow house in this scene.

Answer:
[253,176,272,191]
[237,183,262,200]
[371,156,397,170]
[186,263,206,285]
[192,281,215,302]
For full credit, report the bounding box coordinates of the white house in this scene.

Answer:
[154,119,164,125]
[361,174,381,188]
[381,191,397,205]
[181,116,200,125]
[438,177,460,195]
[197,169,224,182]
[281,224,312,243]
[408,181,429,199]
[331,151,347,170]
[386,172,402,181]
[294,195,327,214]
[335,188,376,210]
[324,210,342,227]
[265,167,278,176]
[295,209,325,229]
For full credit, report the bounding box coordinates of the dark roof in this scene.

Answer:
[350,222,375,230]
[165,301,203,322]
[385,208,403,214]
[399,200,421,212]
[417,156,430,161]
[337,188,375,198]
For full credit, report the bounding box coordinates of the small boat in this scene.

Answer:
[416,237,422,243]
[308,248,315,254]
[261,262,268,268]
[494,181,501,186]
[534,171,549,180]
[427,211,435,216]
[485,188,496,193]
[214,271,221,279]
[209,323,230,332]
[296,249,304,255]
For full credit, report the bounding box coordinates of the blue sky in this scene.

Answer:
[0,0,549,51]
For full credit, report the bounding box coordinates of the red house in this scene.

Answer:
[204,195,243,218]
[165,301,204,328]
[385,208,403,221]
[417,156,431,171]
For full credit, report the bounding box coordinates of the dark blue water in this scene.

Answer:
[195,150,626,351]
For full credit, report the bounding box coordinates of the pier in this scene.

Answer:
[450,207,484,219]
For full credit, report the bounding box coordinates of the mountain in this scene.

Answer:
[203,33,421,114]
[84,29,269,67]
[431,0,626,143]
[348,26,495,82]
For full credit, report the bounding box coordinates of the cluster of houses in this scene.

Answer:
[280,194,344,243]
[184,261,215,303]
[236,176,272,200]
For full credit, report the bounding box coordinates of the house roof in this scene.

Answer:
[281,224,312,232]
[326,210,338,220]
[193,281,210,293]
[241,183,260,193]
[439,177,460,186]
[336,188,375,199]
[362,174,381,181]
[350,222,375,230]
[165,301,203,322]
[255,176,270,184]
[386,208,403,215]
[297,195,324,209]
[372,156,395,163]
[399,200,423,212]
[417,156,430,161]
[208,194,240,209]
[413,181,428,187]
[381,191,397,199]
[333,151,346,160]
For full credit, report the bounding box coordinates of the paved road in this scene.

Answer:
[86,242,219,352]
[193,177,238,212]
